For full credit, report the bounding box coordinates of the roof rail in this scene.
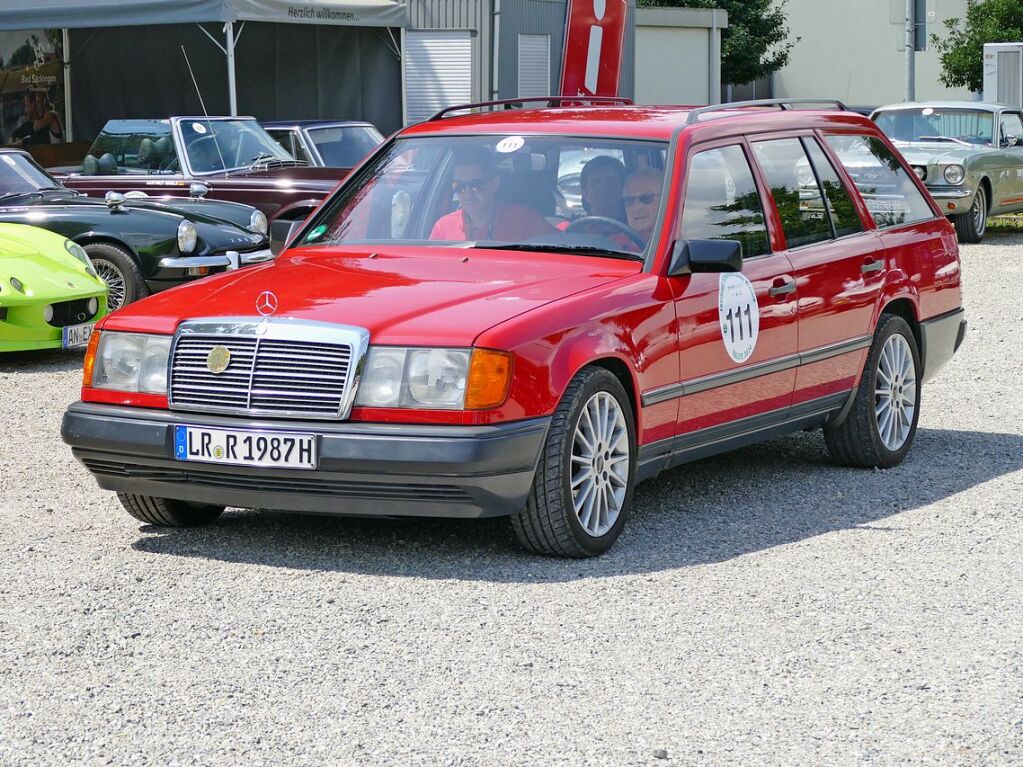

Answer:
[428,96,634,122]
[686,98,849,125]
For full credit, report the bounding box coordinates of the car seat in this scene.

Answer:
[97,153,118,175]
[82,154,99,175]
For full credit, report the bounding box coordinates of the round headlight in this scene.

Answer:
[177,220,198,254]
[10,277,24,293]
[249,209,268,235]
[87,297,99,315]
[943,164,965,185]
[65,240,92,268]
[43,305,54,322]
[912,166,926,180]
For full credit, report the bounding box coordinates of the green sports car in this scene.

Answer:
[0,223,108,352]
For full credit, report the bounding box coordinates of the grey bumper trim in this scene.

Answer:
[62,403,550,518]
[921,307,966,383]
[158,248,274,269]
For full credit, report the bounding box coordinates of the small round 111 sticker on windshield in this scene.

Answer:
[719,272,760,363]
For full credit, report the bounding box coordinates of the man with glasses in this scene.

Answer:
[430,147,554,241]
[623,169,664,246]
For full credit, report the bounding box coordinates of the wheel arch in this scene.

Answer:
[978,176,992,211]
[74,232,141,263]
[878,296,924,370]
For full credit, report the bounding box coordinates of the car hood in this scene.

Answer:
[889,140,983,166]
[103,244,641,345]
[124,195,257,229]
[0,224,106,302]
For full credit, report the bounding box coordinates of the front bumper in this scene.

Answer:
[921,307,966,383]
[158,248,274,270]
[0,293,107,352]
[62,403,550,519]
[928,187,975,214]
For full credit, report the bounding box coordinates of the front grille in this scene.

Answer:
[168,319,367,420]
[47,298,97,328]
[81,458,473,503]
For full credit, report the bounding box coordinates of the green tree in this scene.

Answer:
[930,0,1023,92]
[638,0,798,86]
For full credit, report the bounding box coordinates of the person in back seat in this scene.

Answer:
[430,147,554,242]
[580,155,627,222]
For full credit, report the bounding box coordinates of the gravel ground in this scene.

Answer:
[1,235,1021,766]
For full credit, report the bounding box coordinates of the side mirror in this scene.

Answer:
[104,191,126,211]
[189,182,209,199]
[668,239,743,276]
[1003,134,1019,148]
[285,218,307,247]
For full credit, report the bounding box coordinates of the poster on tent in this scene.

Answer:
[0,30,65,147]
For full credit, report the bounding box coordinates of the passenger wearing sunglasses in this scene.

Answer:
[430,147,554,242]
[623,169,664,246]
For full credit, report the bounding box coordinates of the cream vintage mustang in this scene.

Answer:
[872,101,1023,243]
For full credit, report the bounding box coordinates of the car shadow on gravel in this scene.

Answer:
[129,426,1023,582]
[0,348,85,374]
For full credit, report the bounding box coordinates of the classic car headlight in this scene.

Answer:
[354,347,512,410]
[943,164,965,185]
[89,332,172,393]
[65,240,92,267]
[912,166,926,181]
[249,209,268,235]
[177,220,198,254]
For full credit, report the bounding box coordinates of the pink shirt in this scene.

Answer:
[430,202,555,241]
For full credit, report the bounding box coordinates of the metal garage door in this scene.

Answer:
[518,34,550,97]
[404,30,473,125]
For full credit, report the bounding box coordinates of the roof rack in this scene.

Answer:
[686,98,849,125]
[428,96,634,122]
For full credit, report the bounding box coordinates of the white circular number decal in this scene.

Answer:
[495,136,524,153]
[718,273,760,363]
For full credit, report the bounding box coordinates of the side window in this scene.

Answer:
[680,144,770,258]
[823,134,933,228]
[802,138,863,238]
[1001,113,1023,146]
[751,138,832,249]
[267,130,297,157]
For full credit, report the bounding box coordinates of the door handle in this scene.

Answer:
[861,257,885,274]
[768,279,796,298]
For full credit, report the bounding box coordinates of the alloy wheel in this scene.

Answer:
[972,186,987,238]
[570,391,631,537]
[92,259,127,310]
[874,333,917,451]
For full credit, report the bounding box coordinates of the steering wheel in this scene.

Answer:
[187,134,226,172]
[565,215,646,250]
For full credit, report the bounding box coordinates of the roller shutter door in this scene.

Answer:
[404,31,473,125]
[518,34,550,98]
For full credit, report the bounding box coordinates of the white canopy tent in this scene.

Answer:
[0,0,405,132]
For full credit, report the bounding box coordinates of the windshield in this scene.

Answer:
[84,119,178,175]
[874,108,995,146]
[297,135,669,258]
[308,125,384,167]
[0,152,62,197]
[179,119,294,174]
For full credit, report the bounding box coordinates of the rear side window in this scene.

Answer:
[802,138,863,238]
[680,144,770,258]
[751,138,832,249]
[823,134,933,228]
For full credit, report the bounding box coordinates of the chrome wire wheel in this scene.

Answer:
[972,186,987,238]
[874,333,917,452]
[570,391,631,538]
[92,259,126,310]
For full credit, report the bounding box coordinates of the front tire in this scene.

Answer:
[85,242,147,311]
[511,367,637,557]
[824,314,921,468]
[952,184,987,244]
[117,493,225,527]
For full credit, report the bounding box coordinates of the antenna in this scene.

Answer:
[180,45,228,178]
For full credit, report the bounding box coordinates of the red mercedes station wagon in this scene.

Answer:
[62,98,966,557]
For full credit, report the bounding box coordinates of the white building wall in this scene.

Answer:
[634,7,725,106]
[773,0,973,107]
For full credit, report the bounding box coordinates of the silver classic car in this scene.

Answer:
[871,101,1023,242]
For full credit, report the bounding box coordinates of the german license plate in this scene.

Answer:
[174,425,317,469]
[62,322,96,348]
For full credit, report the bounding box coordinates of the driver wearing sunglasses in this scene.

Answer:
[430,146,554,242]
[623,168,664,246]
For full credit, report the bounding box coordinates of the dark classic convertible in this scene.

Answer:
[1,149,271,310]
[55,117,344,246]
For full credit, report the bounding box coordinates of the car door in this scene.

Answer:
[667,141,799,442]
[749,133,888,407]
[994,110,1023,213]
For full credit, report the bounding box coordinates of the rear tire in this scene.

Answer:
[117,493,224,527]
[511,367,637,557]
[85,242,147,311]
[952,184,987,244]
[824,314,921,468]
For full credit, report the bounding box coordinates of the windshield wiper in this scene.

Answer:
[471,242,645,261]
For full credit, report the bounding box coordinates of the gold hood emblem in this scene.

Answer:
[206,346,232,374]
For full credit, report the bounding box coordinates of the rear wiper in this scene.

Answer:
[471,242,645,262]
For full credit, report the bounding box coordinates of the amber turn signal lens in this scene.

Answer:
[465,349,512,410]
[82,330,101,387]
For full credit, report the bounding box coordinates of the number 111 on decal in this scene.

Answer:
[724,304,754,342]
